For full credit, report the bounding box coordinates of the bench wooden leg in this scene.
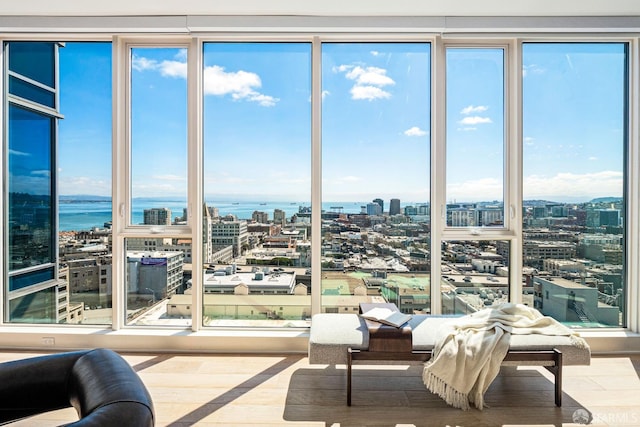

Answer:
[544,348,563,407]
[347,348,353,406]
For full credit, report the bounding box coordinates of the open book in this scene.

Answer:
[361,307,412,328]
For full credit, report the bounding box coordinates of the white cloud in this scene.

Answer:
[132,53,278,107]
[158,60,187,79]
[524,136,536,145]
[345,66,395,87]
[447,172,623,203]
[459,116,493,125]
[370,50,380,56]
[175,48,188,61]
[588,156,598,161]
[404,126,427,137]
[350,85,391,101]
[31,170,51,177]
[460,105,488,115]
[131,50,188,79]
[332,64,351,73]
[131,55,157,72]
[203,65,279,107]
[336,64,395,101]
[524,171,622,200]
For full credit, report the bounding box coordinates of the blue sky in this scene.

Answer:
[56,41,626,203]
[131,47,188,201]
[522,43,625,202]
[446,48,504,204]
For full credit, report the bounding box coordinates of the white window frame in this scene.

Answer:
[0,17,636,353]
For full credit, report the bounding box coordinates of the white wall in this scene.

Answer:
[0,0,639,17]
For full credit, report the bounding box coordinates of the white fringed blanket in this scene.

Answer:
[422,303,587,410]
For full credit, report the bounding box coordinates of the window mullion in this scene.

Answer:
[627,38,640,333]
[507,39,523,303]
[111,36,127,330]
[311,36,322,316]
[431,36,446,314]
[189,36,203,331]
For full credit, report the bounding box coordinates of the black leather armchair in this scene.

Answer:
[0,348,155,426]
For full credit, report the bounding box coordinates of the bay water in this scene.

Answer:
[59,198,369,231]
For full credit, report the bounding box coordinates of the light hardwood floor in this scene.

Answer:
[1,351,639,426]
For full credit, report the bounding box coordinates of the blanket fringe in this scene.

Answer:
[422,368,470,411]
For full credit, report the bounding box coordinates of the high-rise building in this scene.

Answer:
[252,210,269,223]
[532,206,547,219]
[599,209,620,227]
[449,208,475,227]
[389,198,401,215]
[274,209,286,226]
[404,205,418,216]
[207,206,219,218]
[373,198,384,213]
[211,220,249,257]
[127,250,185,298]
[366,202,382,216]
[143,208,171,226]
[477,207,504,226]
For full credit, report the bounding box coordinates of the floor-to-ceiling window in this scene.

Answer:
[202,42,312,326]
[441,45,511,314]
[320,42,431,315]
[124,44,191,327]
[522,42,628,327]
[1,32,635,343]
[58,42,112,325]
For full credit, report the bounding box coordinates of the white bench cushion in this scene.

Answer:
[309,313,591,366]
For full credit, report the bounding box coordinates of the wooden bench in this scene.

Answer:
[308,313,591,406]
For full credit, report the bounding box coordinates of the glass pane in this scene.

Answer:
[8,105,54,271]
[321,43,431,315]
[125,237,192,326]
[441,240,510,314]
[446,48,505,227]
[522,43,627,327]
[58,42,113,325]
[8,41,55,88]
[8,267,55,292]
[9,287,57,323]
[130,47,187,225]
[202,42,312,326]
[6,42,113,325]
[5,41,59,324]
[9,75,56,108]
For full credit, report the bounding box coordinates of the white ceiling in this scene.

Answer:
[1,0,639,17]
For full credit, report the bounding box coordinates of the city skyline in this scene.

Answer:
[55,42,625,204]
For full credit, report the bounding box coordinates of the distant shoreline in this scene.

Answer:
[57,196,623,232]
